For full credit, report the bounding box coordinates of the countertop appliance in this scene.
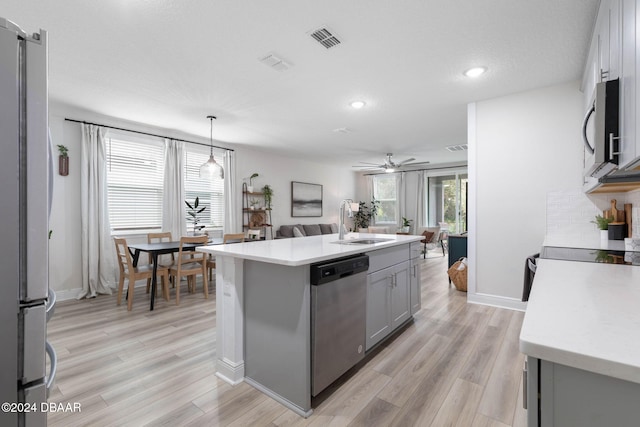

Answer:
[0,17,56,426]
[583,78,620,179]
[310,254,369,396]
[541,246,639,265]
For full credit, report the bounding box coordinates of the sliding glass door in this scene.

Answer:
[426,171,467,234]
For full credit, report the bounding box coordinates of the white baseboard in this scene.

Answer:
[216,357,245,386]
[244,377,313,418]
[52,287,83,301]
[467,292,527,312]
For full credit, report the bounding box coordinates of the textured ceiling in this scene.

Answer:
[3,0,598,167]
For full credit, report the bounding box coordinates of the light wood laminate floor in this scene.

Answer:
[47,252,526,427]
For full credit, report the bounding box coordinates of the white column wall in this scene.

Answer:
[468,81,584,308]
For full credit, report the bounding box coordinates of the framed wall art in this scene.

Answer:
[291,181,322,217]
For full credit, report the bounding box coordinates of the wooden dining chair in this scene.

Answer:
[207,233,245,280]
[206,233,246,281]
[147,231,174,293]
[170,235,209,305]
[114,237,170,311]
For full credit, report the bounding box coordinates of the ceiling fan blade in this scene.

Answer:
[358,161,383,166]
[401,161,430,167]
[396,157,416,166]
[352,165,382,169]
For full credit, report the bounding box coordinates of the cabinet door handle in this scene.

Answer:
[388,275,394,288]
[412,265,417,277]
[522,360,528,410]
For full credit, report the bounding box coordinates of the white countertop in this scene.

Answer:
[197,232,423,266]
[520,259,640,384]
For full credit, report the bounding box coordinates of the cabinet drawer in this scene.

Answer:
[367,244,409,273]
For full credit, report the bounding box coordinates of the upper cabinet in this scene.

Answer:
[583,0,640,182]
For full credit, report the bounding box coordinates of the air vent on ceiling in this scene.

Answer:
[333,127,353,134]
[445,144,468,152]
[308,27,342,49]
[258,53,290,71]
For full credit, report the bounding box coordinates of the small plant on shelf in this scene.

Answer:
[262,184,273,209]
[591,214,613,230]
[250,198,260,210]
[185,197,206,234]
[246,173,259,192]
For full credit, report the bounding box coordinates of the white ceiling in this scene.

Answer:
[4,0,598,167]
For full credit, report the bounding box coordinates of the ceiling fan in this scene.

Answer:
[352,153,430,172]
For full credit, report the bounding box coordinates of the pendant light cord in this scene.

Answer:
[208,115,216,157]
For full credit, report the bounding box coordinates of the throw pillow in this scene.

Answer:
[319,224,333,234]
[303,224,322,236]
[421,230,435,244]
[293,227,305,238]
[330,223,338,233]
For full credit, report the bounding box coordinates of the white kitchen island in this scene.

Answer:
[197,232,423,416]
[520,258,640,426]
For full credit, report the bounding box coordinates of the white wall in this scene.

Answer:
[468,81,584,309]
[48,102,357,299]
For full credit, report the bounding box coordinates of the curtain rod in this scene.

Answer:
[362,163,468,176]
[64,118,234,152]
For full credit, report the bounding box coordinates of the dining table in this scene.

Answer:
[128,238,223,310]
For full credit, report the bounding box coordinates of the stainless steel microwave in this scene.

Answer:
[583,78,619,178]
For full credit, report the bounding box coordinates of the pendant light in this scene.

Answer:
[199,115,224,179]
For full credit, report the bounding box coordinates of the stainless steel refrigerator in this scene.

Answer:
[0,17,56,426]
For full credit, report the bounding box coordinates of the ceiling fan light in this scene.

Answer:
[350,100,366,109]
[385,168,395,173]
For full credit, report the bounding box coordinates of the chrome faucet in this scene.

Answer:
[339,199,355,240]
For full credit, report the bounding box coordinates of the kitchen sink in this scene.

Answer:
[332,238,394,245]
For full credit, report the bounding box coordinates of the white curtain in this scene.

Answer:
[79,124,115,299]
[224,150,238,233]
[414,170,426,229]
[162,139,185,238]
[396,172,406,226]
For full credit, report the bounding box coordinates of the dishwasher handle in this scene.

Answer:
[310,254,369,285]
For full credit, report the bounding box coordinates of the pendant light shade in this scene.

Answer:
[199,115,224,179]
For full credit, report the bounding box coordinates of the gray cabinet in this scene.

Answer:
[410,242,421,315]
[526,356,640,427]
[366,260,410,350]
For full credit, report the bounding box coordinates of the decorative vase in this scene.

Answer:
[58,155,69,176]
[247,186,254,193]
[600,229,609,241]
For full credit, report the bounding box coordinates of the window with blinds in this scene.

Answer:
[184,146,225,231]
[107,136,165,232]
[373,174,397,224]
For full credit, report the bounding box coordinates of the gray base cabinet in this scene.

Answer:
[366,260,410,350]
[410,243,421,315]
[526,357,640,427]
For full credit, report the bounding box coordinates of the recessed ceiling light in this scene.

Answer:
[463,67,487,78]
[350,100,366,109]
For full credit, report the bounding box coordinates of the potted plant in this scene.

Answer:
[592,214,613,241]
[247,173,259,192]
[57,144,69,176]
[400,217,413,233]
[262,184,273,209]
[352,200,379,232]
[249,198,259,210]
[185,197,206,235]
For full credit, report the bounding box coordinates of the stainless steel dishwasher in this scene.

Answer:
[310,254,369,396]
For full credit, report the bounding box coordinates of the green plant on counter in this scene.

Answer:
[402,217,412,227]
[592,214,613,230]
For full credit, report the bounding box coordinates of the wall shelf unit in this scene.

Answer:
[242,182,273,240]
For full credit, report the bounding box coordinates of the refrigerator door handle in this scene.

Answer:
[45,341,57,396]
[46,288,56,322]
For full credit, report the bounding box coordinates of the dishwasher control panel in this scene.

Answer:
[310,255,369,285]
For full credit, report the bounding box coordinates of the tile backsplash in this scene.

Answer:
[547,189,640,238]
